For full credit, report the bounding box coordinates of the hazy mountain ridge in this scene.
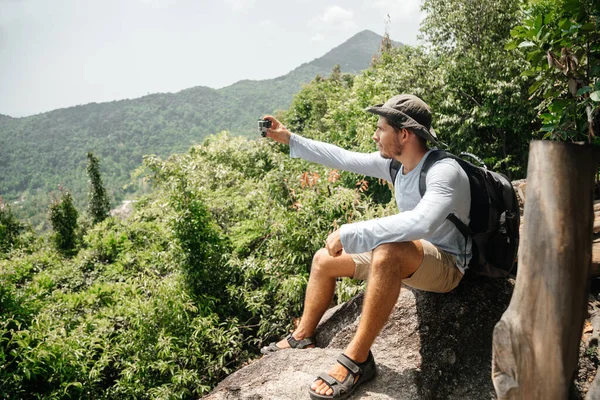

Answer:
[0,30,401,229]
[0,114,13,123]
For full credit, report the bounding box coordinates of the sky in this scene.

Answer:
[0,0,425,117]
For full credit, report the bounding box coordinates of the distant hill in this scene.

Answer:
[0,30,401,230]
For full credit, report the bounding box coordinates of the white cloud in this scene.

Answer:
[259,19,273,27]
[372,0,421,22]
[311,5,357,31]
[319,5,353,24]
[310,33,325,42]
[223,0,256,12]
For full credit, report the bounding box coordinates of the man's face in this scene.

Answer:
[373,116,403,159]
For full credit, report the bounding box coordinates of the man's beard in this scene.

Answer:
[379,138,404,159]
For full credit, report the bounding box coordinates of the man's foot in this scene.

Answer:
[260,332,316,354]
[274,331,316,349]
[309,352,376,399]
[311,362,355,396]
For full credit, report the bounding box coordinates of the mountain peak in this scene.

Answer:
[305,29,402,74]
[349,29,385,40]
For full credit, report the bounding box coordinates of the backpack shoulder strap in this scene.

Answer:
[419,150,472,236]
[447,212,473,237]
[389,159,401,184]
[419,150,451,197]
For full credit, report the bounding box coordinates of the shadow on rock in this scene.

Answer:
[413,274,514,399]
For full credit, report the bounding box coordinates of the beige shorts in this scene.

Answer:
[350,240,463,293]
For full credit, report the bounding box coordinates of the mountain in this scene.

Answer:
[306,29,401,72]
[0,30,401,230]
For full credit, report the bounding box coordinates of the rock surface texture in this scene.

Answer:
[205,276,514,400]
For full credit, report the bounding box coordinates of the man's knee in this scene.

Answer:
[371,241,423,279]
[311,248,354,278]
[311,248,332,277]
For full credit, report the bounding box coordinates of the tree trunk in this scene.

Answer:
[492,140,595,399]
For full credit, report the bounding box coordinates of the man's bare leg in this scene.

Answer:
[274,248,357,349]
[311,240,424,396]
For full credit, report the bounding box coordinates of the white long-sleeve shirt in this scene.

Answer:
[289,134,472,272]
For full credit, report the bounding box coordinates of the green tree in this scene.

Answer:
[49,189,79,255]
[144,153,236,314]
[420,0,539,177]
[506,0,600,142]
[421,0,522,56]
[0,198,25,255]
[86,151,110,224]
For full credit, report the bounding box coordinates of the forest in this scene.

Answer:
[0,0,599,398]
[0,30,391,233]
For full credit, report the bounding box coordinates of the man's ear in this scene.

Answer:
[400,128,410,141]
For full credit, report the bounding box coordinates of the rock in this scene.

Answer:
[205,275,514,400]
[110,200,136,219]
[315,294,364,347]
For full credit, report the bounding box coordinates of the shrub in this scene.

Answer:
[0,199,26,256]
[48,190,79,256]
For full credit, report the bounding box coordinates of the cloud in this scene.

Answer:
[223,0,256,12]
[311,5,357,31]
[259,19,273,27]
[372,0,421,22]
[310,33,325,42]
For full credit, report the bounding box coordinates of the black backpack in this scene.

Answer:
[389,150,520,278]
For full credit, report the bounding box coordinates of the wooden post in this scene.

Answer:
[492,141,595,399]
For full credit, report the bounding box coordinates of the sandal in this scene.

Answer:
[260,333,316,354]
[308,351,377,399]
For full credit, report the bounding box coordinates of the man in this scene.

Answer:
[261,94,471,400]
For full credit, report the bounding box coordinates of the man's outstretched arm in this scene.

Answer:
[262,116,391,181]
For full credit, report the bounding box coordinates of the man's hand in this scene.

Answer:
[325,229,343,257]
[262,116,291,145]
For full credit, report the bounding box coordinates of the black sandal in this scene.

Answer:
[260,334,316,354]
[308,351,377,399]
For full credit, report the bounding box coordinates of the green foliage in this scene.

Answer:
[0,199,26,256]
[284,2,536,180]
[419,0,539,177]
[87,152,111,224]
[145,154,235,314]
[506,0,600,142]
[49,190,79,256]
[140,130,380,343]
[421,0,522,55]
[0,204,249,399]
[0,55,438,393]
